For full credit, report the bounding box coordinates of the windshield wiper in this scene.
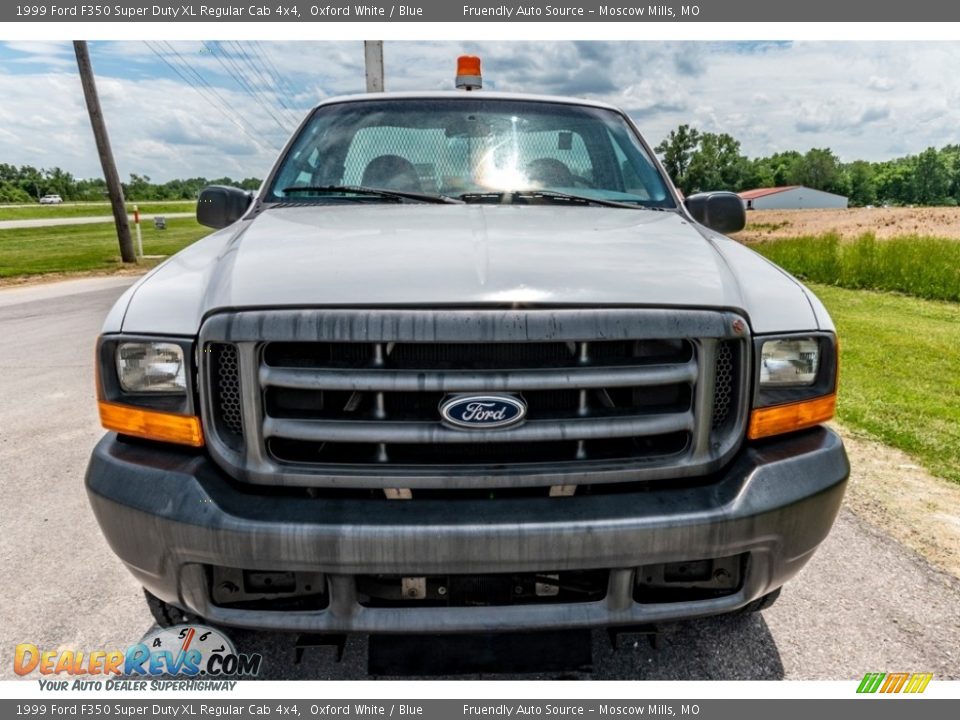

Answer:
[458,190,646,210]
[281,185,463,204]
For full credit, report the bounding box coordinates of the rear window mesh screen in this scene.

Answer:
[340,125,594,194]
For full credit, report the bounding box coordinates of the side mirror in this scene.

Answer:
[684,191,746,234]
[197,185,253,229]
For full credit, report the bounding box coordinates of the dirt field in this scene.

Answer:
[839,424,960,579]
[734,207,960,243]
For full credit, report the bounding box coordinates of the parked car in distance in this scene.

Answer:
[39,194,63,205]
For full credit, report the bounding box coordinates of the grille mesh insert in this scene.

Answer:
[213,343,243,438]
[712,341,737,430]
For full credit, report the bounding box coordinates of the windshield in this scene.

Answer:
[267,98,675,208]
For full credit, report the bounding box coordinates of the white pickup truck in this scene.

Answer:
[86,63,848,635]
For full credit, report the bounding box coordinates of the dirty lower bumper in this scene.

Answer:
[86,427,848,633]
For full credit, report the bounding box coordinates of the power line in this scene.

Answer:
[143,40,275,153]
[207,41,296,132]
[237,41,301,127]
[228,41,300,128]
[158,40,261,125]
[249,41,303,119]
[143,40,280,154]
[247,42,295,106]
[259,41,304,109]
[214,41,297,129]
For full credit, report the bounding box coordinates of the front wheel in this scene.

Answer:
[737,587,781,614]
[144,588,206,628]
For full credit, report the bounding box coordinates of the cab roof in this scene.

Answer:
[311,90,624,113]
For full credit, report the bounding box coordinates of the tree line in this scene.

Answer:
[654,125,960,207]
[0,165,261,204]
[5,129,960,207]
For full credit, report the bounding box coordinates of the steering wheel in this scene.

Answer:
[567,174,596,189]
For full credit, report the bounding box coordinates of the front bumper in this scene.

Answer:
[86,427,848,633]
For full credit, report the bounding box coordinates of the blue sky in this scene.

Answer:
[1,40,958,182]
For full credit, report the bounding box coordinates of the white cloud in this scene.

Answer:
[3,40,74,68]
[867,75,896,91]
[2,40,959,180]
[0,65,282,180]
[794,100,891,134]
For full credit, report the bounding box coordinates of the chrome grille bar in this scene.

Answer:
[259,361,698,393]
[691,339,718,461]
[263,412,694,445]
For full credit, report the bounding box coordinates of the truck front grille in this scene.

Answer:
[200,309,750,490]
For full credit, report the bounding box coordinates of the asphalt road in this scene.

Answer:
[2,277,959,681]
[0,212,194,230]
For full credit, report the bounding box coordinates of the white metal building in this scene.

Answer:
[739,185,848,210]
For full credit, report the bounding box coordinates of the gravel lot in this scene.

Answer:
[733,206,960,243]
[2,277,958,681]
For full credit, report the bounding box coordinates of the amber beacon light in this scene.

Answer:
[456,55,482,90]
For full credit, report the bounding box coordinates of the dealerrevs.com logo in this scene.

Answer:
[15,625,262,689]
[857,672,933,694]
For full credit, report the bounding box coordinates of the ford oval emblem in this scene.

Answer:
[439,394,527,430]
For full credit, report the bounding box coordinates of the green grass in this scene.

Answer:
[0,217,209,278]
[0,201,197,221]
[754,233,960,302]
[814,284,960,484]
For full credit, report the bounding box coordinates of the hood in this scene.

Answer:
[117,204,819,335]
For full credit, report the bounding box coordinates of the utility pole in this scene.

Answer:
[73,41,136,264]
[364,41,384,93]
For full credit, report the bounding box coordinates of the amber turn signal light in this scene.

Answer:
[747,394,836,440]
[98,401,204,447]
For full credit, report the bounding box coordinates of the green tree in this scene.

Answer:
[43,167,77,199]
[942,144,960,202]
[846,160,876,207]
[655,124,701,192]
[874,159,914,205]
[750,151,802,189]
[0,180,32,203]
[0,163,19,183]
[685,132,748,192]
[913,147,949,204]
[15,165,44,200]
[75,177,108,201]
[0,163,262,203]
[124,173,154,201]
[791,148,844,193]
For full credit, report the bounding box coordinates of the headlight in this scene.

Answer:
[116,342,186,393]
[749,333,838,440]
[760,338,820,386]
[96,336,202,447]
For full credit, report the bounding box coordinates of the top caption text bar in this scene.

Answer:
[6,0,960,22]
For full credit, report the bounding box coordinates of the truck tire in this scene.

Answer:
[144,588,205,628]
[738,587,781,614]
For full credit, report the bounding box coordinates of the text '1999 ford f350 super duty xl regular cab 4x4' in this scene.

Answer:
[86,57,848,635]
